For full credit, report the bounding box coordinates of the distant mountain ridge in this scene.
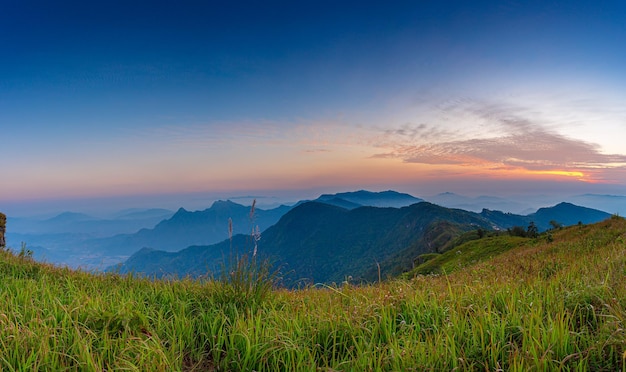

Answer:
[8,190,616,273]
[7,208,210,237]
[425,192,533,214]
[86,200,291,255]
[478,202,612,231]
[84,190,426,256]
[115,201,493,283]
[315,190,423,209]
[8,209,175,236]
[114,200,612,285]
[531,202,611,226]
[6,190,428,269]
[566,194,626,216]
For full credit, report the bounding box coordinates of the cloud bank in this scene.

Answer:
[374,100,626,183]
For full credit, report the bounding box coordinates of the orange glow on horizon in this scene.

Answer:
[480,167,595,183]
[528,170,586,179]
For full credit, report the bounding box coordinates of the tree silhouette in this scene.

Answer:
[0,212,6,248]
[549,220,562,230]
[527,221,538,238]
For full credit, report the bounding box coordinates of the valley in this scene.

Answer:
[4,190,617,285]
[1,210,624,370]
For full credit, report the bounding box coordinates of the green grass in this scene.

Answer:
[407,234,529,276]
[1,217,625,371]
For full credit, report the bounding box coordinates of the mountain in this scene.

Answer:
[8,190,614,273]
[529,202,611,227]
[115,202,493,283]
[479,202,612,231]
[90,200,291,256]
[7,201,289,269]
[114,201,612,285]
[5,208,176,268]
[8,190,419,268]
[313,197,362,210]
[266,202,503,284]
[565,194,626,216]
[425,192,533,214]
[5,208,177,269]
[3,216,625,370]
[9,212,97,235]
[8,209,175,236]
[45,212,96,224]
[314,190,423,209]
[110,208,175,220]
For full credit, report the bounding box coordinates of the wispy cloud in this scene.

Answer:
[381,122,458,143]
[127,121,287,146]
[303,148,331,153]
[125,117,367,151]
[374,100,626,182]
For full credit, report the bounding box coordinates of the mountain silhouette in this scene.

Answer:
[88,200,291,255]
[315,190,423,209]
[116,200,610,285]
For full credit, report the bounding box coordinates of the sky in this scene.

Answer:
[2,0,626,215]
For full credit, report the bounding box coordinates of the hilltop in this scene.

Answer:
[116,201,611,284]
[6,190,616,272]
[5,189,426,269]
[1,216,624,370]
[314,189,423,209]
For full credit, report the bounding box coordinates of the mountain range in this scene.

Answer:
[5,208,174,268]
[113,200,612,286]
[87,190,421,255]
[313,190,423,209]
[424,192,534,214]
[73,190,426,258]
[6,190,422,268]
[424,192,626,216]
[565,194,626,216]
[5,190,616,274]
[8,209,175,236]
[85,201,291,256]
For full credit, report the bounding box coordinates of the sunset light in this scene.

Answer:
[1,1,625,215]
[530,170,586,179]
[2,4,626,369]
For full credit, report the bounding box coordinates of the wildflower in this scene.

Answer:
[252,225,261,256]
[249,199,256,221]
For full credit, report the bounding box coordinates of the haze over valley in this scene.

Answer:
[3,190,620,280]
[2,2,626,369]
[3,1,626,218]
[0,0,624,300]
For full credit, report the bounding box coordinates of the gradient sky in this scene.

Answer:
[2,0,626,213]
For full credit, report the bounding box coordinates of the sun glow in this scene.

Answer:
[530,170,586,178]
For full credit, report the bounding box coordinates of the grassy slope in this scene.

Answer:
[1,217,625,371]
[407,234,529,276]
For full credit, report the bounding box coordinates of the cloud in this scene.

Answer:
[303,148,331,153]
[131,121,287,147]
[401,132,626,169]
[128,118,365,150]
[382,122,457,142]
[374,100,626,182]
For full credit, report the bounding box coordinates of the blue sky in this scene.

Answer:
[2,0,626,214]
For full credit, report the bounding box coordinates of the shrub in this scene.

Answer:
[0,212,6,248]
[508,225,527,237]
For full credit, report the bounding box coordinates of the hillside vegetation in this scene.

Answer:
[1,217,625,370]
[116,201,611,285]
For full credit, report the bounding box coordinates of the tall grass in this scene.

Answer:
[212,199,279,316]
[0,217,624,370]
[213,253,277,317]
